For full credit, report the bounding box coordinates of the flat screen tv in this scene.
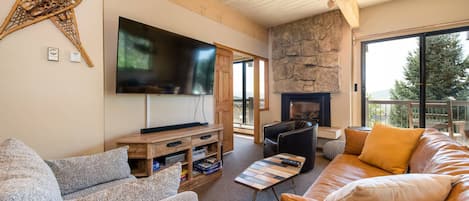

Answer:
[116,17,216,95]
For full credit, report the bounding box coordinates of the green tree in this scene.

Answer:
[390,34,469,127]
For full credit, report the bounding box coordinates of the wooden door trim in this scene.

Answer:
[259,59,269,112]
[253,58,261,144]
[214,43,266,144]
[214,43,268,60]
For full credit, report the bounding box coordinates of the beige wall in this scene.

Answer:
[351,0,469,125]
[0,1,104,159]
[104,0,268,149]
[261,17,353,134]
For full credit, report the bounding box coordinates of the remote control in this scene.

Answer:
[281,159,301,167]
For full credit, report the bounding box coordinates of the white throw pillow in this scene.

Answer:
[325,174,459,201]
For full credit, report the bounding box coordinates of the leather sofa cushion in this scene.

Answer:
[343,128,368,155]
[447,175,469,201]
[409,131,469,201]
[409,131,464,173]
[421,145,469,201]
[303,154,391,200]
[358,124,424,174]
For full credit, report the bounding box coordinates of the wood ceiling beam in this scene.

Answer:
[334,0,360,28]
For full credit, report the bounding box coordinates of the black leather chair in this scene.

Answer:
[263,120,318,173]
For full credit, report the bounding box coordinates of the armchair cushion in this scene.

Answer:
[0,138,62,201]
[46,146,131,195]
[68,163,182,201]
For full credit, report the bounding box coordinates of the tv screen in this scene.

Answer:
[116,17,216,95]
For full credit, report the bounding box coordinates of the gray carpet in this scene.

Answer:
[193,135,330,201]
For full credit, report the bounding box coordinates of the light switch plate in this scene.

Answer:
[70,51,81,63]
[47,47,59,62]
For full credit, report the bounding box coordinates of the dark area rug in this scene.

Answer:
[194,135,330,201]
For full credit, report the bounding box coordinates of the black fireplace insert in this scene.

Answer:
[281,93,331,127]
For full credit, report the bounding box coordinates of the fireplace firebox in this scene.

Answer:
[281,93,331,127]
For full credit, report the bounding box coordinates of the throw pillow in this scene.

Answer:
[46,146,131,195]
[68,163,182,201]
[0,138,63,201]
[358,124,424,174]
[343,128,369,155]
[324,174,459,201]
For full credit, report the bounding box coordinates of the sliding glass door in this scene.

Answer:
[233,60,254,127]
[423,31,469,135]
[363,27,469,138]
[363,36,420,128]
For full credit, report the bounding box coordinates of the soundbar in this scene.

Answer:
[140,122,209,134]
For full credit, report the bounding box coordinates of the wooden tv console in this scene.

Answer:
[116,124,223,191]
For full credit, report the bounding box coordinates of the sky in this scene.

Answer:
[233,61,265,99]
[365,31,469,98]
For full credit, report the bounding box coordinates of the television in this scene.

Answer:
[116,17,216,95]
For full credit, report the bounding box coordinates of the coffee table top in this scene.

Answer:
[235,153,305,191]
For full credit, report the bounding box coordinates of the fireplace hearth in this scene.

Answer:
[281,93,331,127]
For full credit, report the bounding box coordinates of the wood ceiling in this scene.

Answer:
[220,0,391,27]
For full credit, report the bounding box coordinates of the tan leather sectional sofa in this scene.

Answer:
[282,130,469,201]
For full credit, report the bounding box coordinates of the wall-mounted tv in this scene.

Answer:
[116,17,216,95]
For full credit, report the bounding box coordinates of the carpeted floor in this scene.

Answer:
[193,135,330,201]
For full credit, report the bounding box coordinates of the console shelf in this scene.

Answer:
[117,124,224,191]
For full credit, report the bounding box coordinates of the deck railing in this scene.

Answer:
[366,99,469,134]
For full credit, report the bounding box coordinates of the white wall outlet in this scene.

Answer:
[70,51,81,63]
[47,47,59,62]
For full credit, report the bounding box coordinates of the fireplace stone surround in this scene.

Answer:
[271,10,344,94]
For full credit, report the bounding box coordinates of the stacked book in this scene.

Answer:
[180,169,188,182]
[193,157,222,175]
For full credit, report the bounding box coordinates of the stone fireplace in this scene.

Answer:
[281,93,331,127]
[271,11,344,94]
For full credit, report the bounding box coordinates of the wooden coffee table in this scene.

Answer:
[235,153,305,201]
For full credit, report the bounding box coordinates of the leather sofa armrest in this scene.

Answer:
[281,193,318,201]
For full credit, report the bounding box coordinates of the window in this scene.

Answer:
[233,60,254,126]
[259,59,269,110]
[362,27,469,143]
[233,58,270,127]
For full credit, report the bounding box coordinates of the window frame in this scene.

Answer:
[361,26,469,127]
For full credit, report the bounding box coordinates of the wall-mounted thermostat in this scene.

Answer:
[70,51,81,63]
[47,47,59,62]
